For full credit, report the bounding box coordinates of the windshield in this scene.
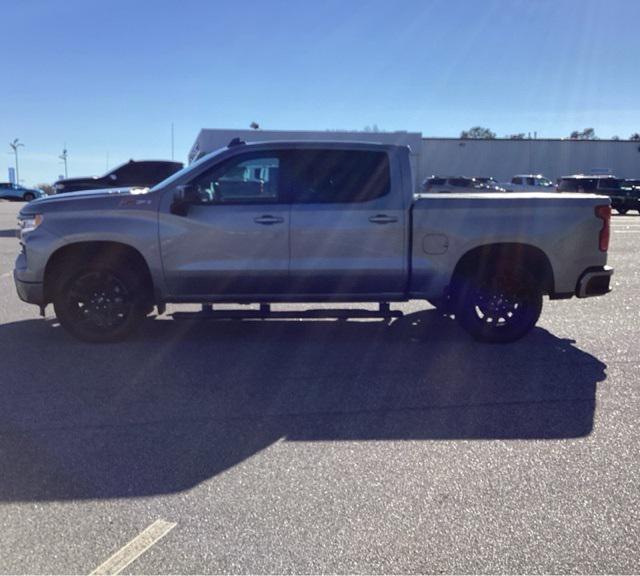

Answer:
[150,146,228,191]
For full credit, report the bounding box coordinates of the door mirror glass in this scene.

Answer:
[177,183,200,203]
[170,184,199,216]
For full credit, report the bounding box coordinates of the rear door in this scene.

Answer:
[159,151,290,296]
[286,148,406,295]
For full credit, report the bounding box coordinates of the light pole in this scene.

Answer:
[9,138,24,185]
[59,145,68,178]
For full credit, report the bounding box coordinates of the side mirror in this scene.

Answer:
[170,184,198,216]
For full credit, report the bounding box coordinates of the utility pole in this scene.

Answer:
[9,138,24,185]
[59,145,68,178]
[171,122,175,161]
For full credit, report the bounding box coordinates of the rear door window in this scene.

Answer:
[580,179,598,191]
[285,149,390,203]
[558,179,578,192]
[448,178,472,188]
[599,179,620,191]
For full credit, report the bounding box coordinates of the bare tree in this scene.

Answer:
[250,122,260,130]
[37,183,55,195]
[630,133,640,141]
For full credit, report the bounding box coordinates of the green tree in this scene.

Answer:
[569,128,597,140]
[460,126,496,139]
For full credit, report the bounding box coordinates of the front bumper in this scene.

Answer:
[14,272,45,306]
[576,266,613,298]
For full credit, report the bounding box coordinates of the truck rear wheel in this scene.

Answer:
[454,267,542,343]
[53,263,147,343]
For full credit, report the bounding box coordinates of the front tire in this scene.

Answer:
[454,268,542,343]
[23,192,35,202]
[53,264,147,343]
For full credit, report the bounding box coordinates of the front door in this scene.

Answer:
[159,152,289,297]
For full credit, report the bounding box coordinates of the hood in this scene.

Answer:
[23,186,150,213]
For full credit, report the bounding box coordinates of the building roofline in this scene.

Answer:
[423,136,640,143]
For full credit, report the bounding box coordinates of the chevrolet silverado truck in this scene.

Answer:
[14,140,613,343]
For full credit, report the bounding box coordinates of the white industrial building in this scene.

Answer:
[189,129,640,187]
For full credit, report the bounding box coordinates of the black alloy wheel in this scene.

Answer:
[455,269,542,343]
[54,266,146,342]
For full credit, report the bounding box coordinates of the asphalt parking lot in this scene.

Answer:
[0,200,638,574]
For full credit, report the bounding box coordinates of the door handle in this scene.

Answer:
[254,215,284,225]
[369,214,398,224]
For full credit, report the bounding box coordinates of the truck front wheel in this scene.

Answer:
[53,264,147,343]
[454,268,542,343]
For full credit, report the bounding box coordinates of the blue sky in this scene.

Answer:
[3,0,640,185]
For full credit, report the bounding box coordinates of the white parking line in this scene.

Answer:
[89,519,177,576]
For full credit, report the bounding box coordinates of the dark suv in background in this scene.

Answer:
[53,160,183,193]
[558,175,638,214]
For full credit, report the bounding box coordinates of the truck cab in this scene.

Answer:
[505,175,555,192]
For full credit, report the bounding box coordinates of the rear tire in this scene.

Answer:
[23,192,35,202]
[454,267,542,343]
[53,263,147,343]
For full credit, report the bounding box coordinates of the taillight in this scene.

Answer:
[595,205,611,252]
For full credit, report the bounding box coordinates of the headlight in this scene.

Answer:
[17,214,43,237]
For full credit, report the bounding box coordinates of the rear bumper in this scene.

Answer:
[576,266,613,298]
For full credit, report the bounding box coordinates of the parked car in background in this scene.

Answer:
[623,179,640,191]
[53,160,183,193]
[557,175,636,214]
[502,174,555,192]
[473,177,506,191]
[0,183,45,202]
[421,176,478,193]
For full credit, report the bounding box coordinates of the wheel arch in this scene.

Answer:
[43,241,154,304]
[450,242,555,295]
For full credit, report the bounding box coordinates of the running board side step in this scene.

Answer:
[172,303,403,321]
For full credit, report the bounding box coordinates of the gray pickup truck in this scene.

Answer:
[14,140,613,343]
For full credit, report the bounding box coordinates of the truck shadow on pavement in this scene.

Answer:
[0,309,606,501]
